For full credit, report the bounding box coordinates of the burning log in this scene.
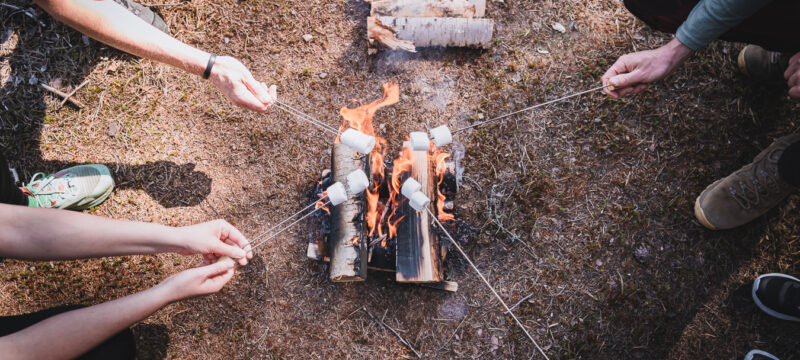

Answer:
[396,142,443,283]
[329,143,369,282]
[370,0,486,18]
[367,16,494,53]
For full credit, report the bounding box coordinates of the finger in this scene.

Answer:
[200,257,236,276]
[210,237,246,265]
[232,82,269,112]
[261,82,277,106]
[243,75,272,105]
[205,267,235,292]
[789,86,800,99]
[789,72,800,89]
[219,221,251,262]
[786,55,800,79]
[609,70,643,91]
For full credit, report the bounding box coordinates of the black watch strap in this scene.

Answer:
[203,53,217,80]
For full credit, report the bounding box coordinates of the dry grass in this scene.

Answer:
[2,0,800,359]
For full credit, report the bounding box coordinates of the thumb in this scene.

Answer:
[199,257,236,277]
[244,75,272,104]
[212,241,247,262]
[609,71,641,89]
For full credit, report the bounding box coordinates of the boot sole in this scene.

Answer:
[694,196,717,230]
[737,47,750,77]
[694,180,721,230]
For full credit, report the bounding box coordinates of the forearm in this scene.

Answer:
[676,0,773,50]
[0,286,172,360]
[34,0,209,76]
[0,204,181,260]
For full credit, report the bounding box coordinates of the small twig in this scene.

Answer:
[505,293,535,314]
[363,307,421,358]
[40,84,84,108]
[58,79,90,108]
[436,314,468,352]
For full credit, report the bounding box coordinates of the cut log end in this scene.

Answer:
[368,16,494,53]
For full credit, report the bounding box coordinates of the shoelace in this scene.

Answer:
[22,172,71,208]
[729,147,784,210]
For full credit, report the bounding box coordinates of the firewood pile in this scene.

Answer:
[366,0,494,54]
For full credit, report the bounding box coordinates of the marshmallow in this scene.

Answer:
[401,178,422,198]
[409,131,430,151]
[346,169,369,195]
[429,125,452,147]
[326,182,348,206]
[340,128,376,154]
[408,191,431,212]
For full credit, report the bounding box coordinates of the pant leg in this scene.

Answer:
[0,152,28,206]
[623,0,800,53]
[778,140,800,187]
[0,305,137,360]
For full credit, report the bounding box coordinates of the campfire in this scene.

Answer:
[307,84,458,290]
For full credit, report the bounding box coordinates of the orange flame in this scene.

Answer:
[335,84,399,237]
[316,191,330,214]
[432,145,455,222]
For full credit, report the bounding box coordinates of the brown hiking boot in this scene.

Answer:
[737,45,789,82]
[695,133,800,230]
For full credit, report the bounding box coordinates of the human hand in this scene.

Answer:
[173,219,253,266]
[158,260,235,301]
[208,55,277,112]
[784,52,800,98]
[602,38,693,98]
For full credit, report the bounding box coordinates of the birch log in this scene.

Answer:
[329,143,368,282]
[368,16,494,53]
[370,0,486,18]
[396,142,443,283]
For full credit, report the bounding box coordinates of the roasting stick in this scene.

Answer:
[425,206,550,360]
[245,200,321,248]
[406,85,612,151]
[452,84,611,134]
[249,200,332,251]
[273,101,340,135]
[215,200,331,265]
[272,101,377,154]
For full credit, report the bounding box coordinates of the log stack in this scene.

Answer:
[366,0,494,54]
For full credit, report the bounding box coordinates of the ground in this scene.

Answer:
[1,0,799,359]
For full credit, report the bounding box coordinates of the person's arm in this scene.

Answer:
[676,0,773,51]
[34,0,276,112]
[602,0,772,98]
[0,259,235,360]
[0,204,252,265]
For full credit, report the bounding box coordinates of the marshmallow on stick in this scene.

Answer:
[340,128,376,154]
[346,169,369,194]
[326,182,348,206]
[408,191,431,212]
[409,131,430,151]
[429,125,452,147]
[400,178,431,211]
[401,177,422,198]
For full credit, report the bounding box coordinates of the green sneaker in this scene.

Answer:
[737,45,789,82]
[21,164,115,210]
[694,134,800,230]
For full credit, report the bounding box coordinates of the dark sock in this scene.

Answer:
[778,140,800,187]
[0,153,28,206]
